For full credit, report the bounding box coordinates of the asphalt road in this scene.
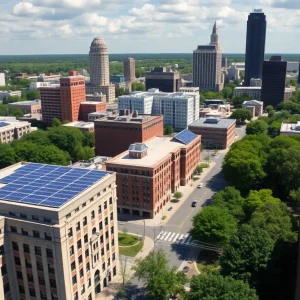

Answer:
[118,126,246,299]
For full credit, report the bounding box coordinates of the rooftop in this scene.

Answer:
[280,122,300,134]
[8,100,41,106]
[63,121,94,129]
[80,101,103,105]
[243,100,263,105]
[0,163,109,209]
[96,114,161,124]
[234,87,261,90]
[189,117,236,129]
[109,131,198,167]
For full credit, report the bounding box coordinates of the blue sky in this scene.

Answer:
[0,0,299,55]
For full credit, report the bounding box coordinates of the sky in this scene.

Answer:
[0,0,299,55]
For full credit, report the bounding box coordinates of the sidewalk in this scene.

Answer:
[96,236,154,300]
[118,160,216,227]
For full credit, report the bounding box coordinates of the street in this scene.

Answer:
[118,126,246,299]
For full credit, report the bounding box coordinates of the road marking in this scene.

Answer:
[185,236,193,244]
[156,231,195,246]
[164,232,172,240]
[179,234,189,244]
[172,233,180,242]
[168,232,176,241]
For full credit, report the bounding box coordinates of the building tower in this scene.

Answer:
[192,21,223,92]
[124,58,136,83]
[89,37,109,86]
[298,61,300,89]
[261,56,287,108]
[244,10,267,86]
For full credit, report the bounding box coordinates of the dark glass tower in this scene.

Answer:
[244,10,267,86]
[261,56,287,108]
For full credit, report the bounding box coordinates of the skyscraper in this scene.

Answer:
[261,56,287,108]
[244,10,267,86]
[124,58,136,83]
[193,22,223,91]
[86,37,115,103]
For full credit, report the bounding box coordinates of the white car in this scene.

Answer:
[197,183,204,188]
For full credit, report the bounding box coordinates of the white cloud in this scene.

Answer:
[13,2,53,16]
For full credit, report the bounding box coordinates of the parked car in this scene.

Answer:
[192,200,198,207]
[197,183,203,188]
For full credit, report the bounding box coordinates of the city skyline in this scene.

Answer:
[0,0,299,55]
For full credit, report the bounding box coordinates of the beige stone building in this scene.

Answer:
[0,162,119,300]
[0,119,31,143]
[124,58,135,83]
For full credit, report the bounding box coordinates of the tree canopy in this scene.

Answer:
[230,109,252,124]
[164,125,174,135]
[246,120,268,135]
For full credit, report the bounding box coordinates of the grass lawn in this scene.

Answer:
[119,240,144,257]
[196,250,220,273]
[118,233,139,246]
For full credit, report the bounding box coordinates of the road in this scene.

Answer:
[119,126,246,299]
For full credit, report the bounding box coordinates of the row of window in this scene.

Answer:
[10,226,52,240]
[12,242,54,258]
[8,212,51,223]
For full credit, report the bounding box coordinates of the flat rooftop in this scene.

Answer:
[96,114,161,124]
[8,100,41,106]
[63,122,94,129]
[280,122,300,134]
[0,163,108,209]
[234,87,261,90]
[80,101,103,105]
[189,117,236,129]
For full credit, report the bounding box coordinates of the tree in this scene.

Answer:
[132,82,145,91]
[173,191,183,201]
[25,90,40,100]
[119,255,130,288]
[20,130,50,146]
[230,109,252,124]
[51,118,62,127]
[187,272,258,300]
[211,187,245,221]
[164,125,174,135]
[222,86,233,99]
[133,250,187,300]
[220,225,274,286]
[267,121,281,137]
[82,131,95,148]
[195,165,203,174]
[265,105,273,113]
[0,144,16,169]
[190,206,238,246]
[246,120,268,135]
[231,94,253,108]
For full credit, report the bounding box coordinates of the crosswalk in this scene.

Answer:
[156,231,195,246]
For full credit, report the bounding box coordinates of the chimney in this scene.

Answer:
[126,109,130,116]
[133,110,139,118]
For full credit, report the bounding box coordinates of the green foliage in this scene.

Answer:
[187,272,258,300]
[116,87,129,97]
[82,131,95,148]
[246,120,268,135]
[231,94,253,108]
[132,82,145,91]
[51,118,62,127]
[19,130,50,146]
[220,225,275,286]
[164,125,174,135]
[25,90,40,100]
[265,105,273,113]
[0,104,25,117]
[211,187,245,221]
[191,206,238,246]
[195,165,203,174]
[133,250,187,300]
[231,108,252,123]
[0,144,17,169]
[173,191,183,200]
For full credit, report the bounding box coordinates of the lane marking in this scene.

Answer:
[168,232,176,242]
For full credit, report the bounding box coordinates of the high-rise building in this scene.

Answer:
[0,162,119,300]
[0,73,5,86]
[261,56,287,108]
[193,22,223,91]
[86,37,116,103]
[222,57,228,68]
[145,67,181,92]
[244,10,267,86]
[124,58,135,83]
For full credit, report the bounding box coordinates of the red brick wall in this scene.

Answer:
[79,102,107,121]
[141,116,164,141]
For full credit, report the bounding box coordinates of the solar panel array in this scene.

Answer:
[0,163,108,208]
[174,129,198,145]
[0,122,9,128]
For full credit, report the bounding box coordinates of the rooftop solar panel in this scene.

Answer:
[0,163,109,208]
[0,122,10,128]
[174,129,198,145]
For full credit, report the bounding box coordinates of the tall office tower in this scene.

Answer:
[193,22,223,92]
[0,162,119,300]
[89,37,109,86]
[244,9,267,86]
[60,71,86,122]
[222,57,228,68]
[261,56,287,108]
[124,58,136,83]
[86,37,116,103]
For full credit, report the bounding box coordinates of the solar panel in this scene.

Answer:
[0,163,108,208]
[0,122,9,128]
[174,129,198,145]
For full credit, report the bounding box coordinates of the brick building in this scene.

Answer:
[0,162,118,300]
[188,117,236,149]
[8,100,41,115]
[79,102,107,121]
[94,111,163,157]
[106,130,201,218]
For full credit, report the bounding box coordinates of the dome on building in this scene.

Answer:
[91,37,107,48]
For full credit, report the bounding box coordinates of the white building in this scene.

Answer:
[0,118,31,143]
[62,121,95,132]
[29,81,53,90]
[284,88,293,101]
[0,91,22,101]
[250,78,262,87]
[280,121,300,136]
[242,100,263,117]
[227,65,240,81]
[0,73,5,87]
[118,89,200,131]
[233,87,261,100]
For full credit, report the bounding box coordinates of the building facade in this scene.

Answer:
[193,22,223,92]
[106,130,201,218]
[244,10,267,86]
[261,56,287,108]
[79,102,107,122]
[94,113,164,157]
[188,117,236,149]
[233,86,261,100]
[0,119,31,143]
[62,121,95,132]
[0,162,119,300]
[0,91,22,102]
[8,100,41,115]
[124,58,135,83]
[242,100,263,117]
[0,73,5,87]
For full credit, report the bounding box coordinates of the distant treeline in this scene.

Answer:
[0,53,299,76]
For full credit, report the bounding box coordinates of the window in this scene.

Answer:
[99,222,103,231]
[83,217,87,226]
[44,233,52,241]
[105,217,108,226]
[111,226,114,235]
[71,261,76,271]
[68,227,73,237]
[50,279,56,288]
[86,262,90,272]
[25,258,32,268]
[84,234,88,244]
[17,271,23,279]
[92,227,96,235]
[46,248,53,258]
[48,263,55,274]
[77,240,82,250]
[105,231,109,239]
[27,273,34,282]
[29,288,36,297]
[37,261,43,271]
[66,213,71,219]
[82,202,86,208]
[110,212,113,221]
[33,230,40,238]
[72,275,77,285]
[85,249,89,258]
[90,197,94,202]
[10,226,17,233]
[1,264,7,276]
[87,278,91,288]
[80,268,84,278]
[81,284,85,295]
[106,243,110,251]
[20,213,27,219]
[41,291,47,299]
[44,217,51,223]
[104,201,107,210]
[35,246,41,256]
[109,197,113,205]
[112,238,115,247]
[9,211,16,216]
[39,276,45,285]
[21,228,28,236]
[19,285,25,294]
[100,235,104,244]
[112,252,116,261]
[76,222,80,232]
[102,262,105,271]
[78,255,83,264]
[23,244,30,253]
[91,210,95,220]
[74,292,78,300]
[75,207,79,213]
[12,241,19,251]
[98,205,102,214]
